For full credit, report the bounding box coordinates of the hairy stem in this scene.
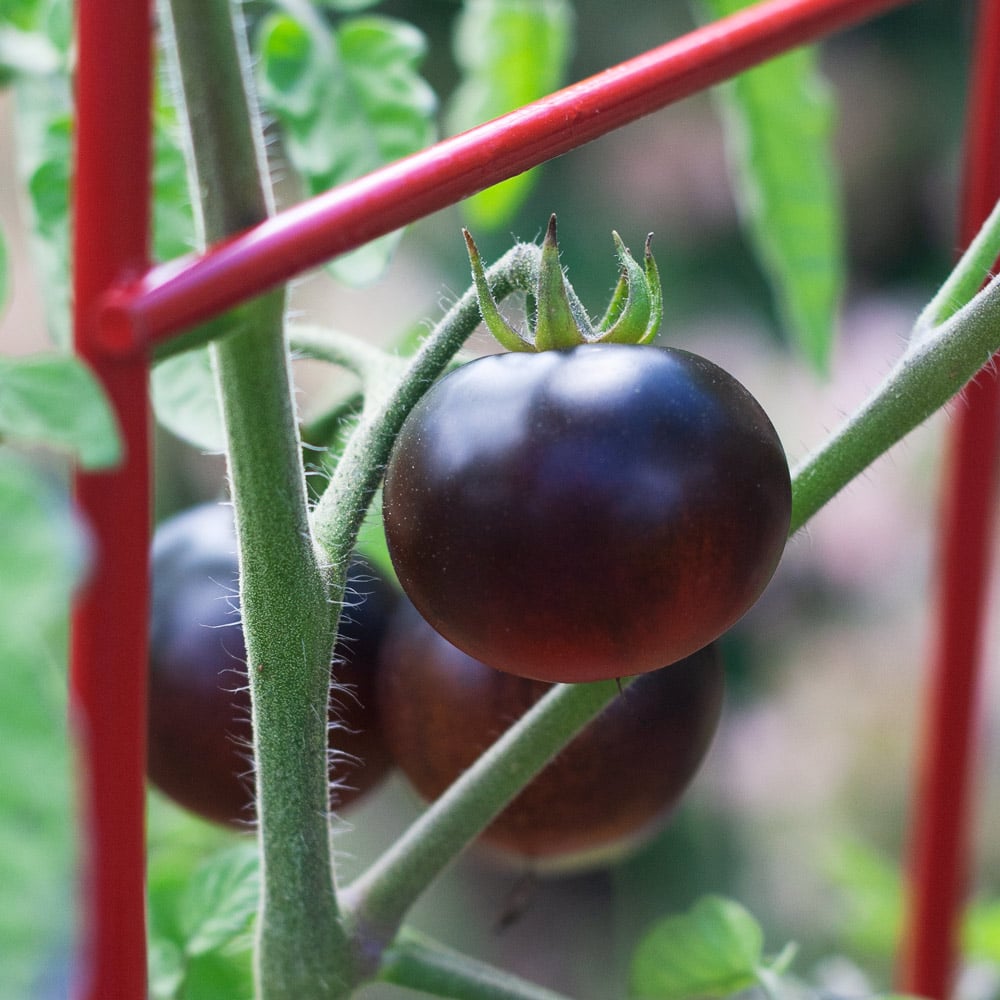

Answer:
[159,0,352,995]
[341,220,1000,959]
[791,271,1000,532]
[378,928,576,1000]
[341,680,625,946]
[309,242,540,565]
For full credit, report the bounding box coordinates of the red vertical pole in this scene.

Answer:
[898,2,1000,996]
[70,0,154,997]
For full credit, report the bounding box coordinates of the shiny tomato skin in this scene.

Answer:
[148,503,395,828]
[383,344,790,683]
[377,601,724,865]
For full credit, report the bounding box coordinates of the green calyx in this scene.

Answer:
[463,214,663,352]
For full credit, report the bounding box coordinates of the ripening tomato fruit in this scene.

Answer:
[377,601,724,868]
[382,344,790,683]
[148,502,395,827]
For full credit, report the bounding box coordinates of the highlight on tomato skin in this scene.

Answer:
[376,600,726,872]
[382,342,791,684]
[147,502,396,828]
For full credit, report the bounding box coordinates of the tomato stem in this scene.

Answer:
[309,241,542,564]
[159,0,353,994]
[342,679,627,949]
[789,257,1000,533]
[378,928,576,1000]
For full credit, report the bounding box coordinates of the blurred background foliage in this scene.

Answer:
[2,0,998,997]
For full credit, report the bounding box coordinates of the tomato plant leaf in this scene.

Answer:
[12,66,192,347]
[178,842,260,958]
[152,346,227,453]
[0,23,59,81]
[446,0,573,229]
[695,0,843,374]
[0,353,121,467]
[256,12,436,285]
[629,895,769,999]
[0,452,82,997]
[148,938,186,1000]
[314,0,381,10]
[15,93,72,346]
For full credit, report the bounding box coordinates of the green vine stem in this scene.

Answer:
[791,267,1000,532]
[378,928,576,1000]
[159,0,353,995]
[308,242,540,566]
[333,206,1000,969]
[341,679,625,951]
[914,196,1000,333]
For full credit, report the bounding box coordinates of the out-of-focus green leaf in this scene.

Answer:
[152,347,227,454]
[12,69,195,348]
[629,896,768,1000]
[825,838,903,959]
[0,0,46,31]
[0,353,121,468]
[179,843,260,958]
[447,0,573,229]
[0,24,59,82]
[147,838,257,1000]
[153,84,198,263]
[256,12,437,285]
[314,0,381,10]
[695,0,843,374]
[0,451,84,996]
[14,90,72,346]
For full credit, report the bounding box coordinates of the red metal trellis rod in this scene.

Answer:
[100,0,913,355]
[70,0,153,996]
[69,0,921,998]
[897,1,1000,996]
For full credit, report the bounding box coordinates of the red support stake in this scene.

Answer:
[70,0,154,997]
[898,1,1000,996]
[108,0,915,352]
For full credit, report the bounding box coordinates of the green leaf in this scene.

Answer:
[12,68,195,347]
[0,23,59,82]
[153,83,199,263]
[0,451,83,996]
[629,896,768,1000]
[0,353,121,468]
[315,0,382,10]
[256,12,436,284]
[824,838,903,958]
[179,843,260,958]
[151,347,227,453]
[181,948,254,1000]
[14,91,72,346]
[447,0,573,229]
[695,0,843,374]
[149,938,186,1000]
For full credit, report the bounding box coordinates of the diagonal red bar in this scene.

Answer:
[897,1,1000,996]
[70,0,154,996]
[101,0,914,352]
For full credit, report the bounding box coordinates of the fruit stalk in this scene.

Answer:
[70,0,154,996]
[158,0,353,994]
[342,679,624,947]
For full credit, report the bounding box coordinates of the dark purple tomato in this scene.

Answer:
[148,502,395,828]
[377,601,724,866]
[382,344,790,683]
